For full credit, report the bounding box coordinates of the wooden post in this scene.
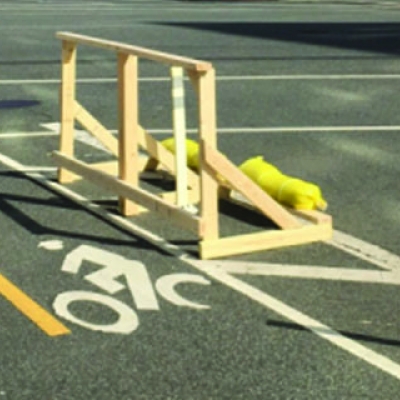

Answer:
[171,66,188,208]
[58,40,77,183]
[117,53,139,216]
[197,68,219,240]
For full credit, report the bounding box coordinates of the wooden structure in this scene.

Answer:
[52,32,332,259]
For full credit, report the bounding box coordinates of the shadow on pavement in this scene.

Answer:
[267,319,400,347]
[155,22,400,56]
[0,171,169,253]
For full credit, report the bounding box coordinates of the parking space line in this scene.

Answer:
[2,74,400,85]
[0,273,71,337]
[0,132,58,138]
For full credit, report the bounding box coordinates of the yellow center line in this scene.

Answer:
[0,273,71,337]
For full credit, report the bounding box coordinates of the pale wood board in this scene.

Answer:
[58,40,77,184]
[197,69,219,240]
[57,32,212,72]
[200,223,333,259]
[118,53,139,216]
[74,101,119,156]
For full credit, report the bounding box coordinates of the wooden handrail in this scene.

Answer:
[56,31,213,72]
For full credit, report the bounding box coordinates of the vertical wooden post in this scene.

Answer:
[117,53,139,216]
[58,40,77,183]
[197,68,219,240]
[171,66,188,208]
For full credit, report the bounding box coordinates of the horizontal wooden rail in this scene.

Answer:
[52,151,201,234]
[200,223,332,260]
[56,32,213,72]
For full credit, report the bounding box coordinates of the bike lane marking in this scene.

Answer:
[1,151,400,380]
[0,273,71,337]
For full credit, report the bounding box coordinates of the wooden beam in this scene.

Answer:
[288,209,332,225]
[201,140,301,230]
[197,68,219,240]
[200,223,332,259]
[160,189,200,205]
[171,66,188,207]
[58,40,77,184]
[74,101,119,156]
[56,32,212,72]
[53,157,157,183]
[52,151,200,234]
[118,53,139,216]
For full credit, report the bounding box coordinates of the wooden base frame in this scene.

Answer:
[53,32,333,260]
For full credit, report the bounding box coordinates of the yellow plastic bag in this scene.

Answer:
[239,156,327,211]
[160,137,199,170]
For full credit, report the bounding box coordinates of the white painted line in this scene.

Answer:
[40,122,400,138]
[0,77,166,85]
[18,166,57,173]
[132,126,400,134]
[218,74,400,81]
[218,126,400,133]
[329,230,400,272]
[0,132,58,138]
[2,74,400,85]
[2,125,400,142]
[199,261,400,284]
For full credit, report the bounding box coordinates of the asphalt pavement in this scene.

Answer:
[1,1,400,399]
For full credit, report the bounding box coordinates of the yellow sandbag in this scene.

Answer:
[160,137,199,170]
[239,156,327,211]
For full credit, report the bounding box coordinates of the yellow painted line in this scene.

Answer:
[0,273,71,337]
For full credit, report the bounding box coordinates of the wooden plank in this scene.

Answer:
[288,208,332,225]
[197,68,219,240]
[74,101,119,156]
[56,32,212,72]
[58,40,77,184]
[58,160,118,182]
[201,140,301,230]
[52,158,153,183]
[160,189,200,205]
[171,66,188,207]
[52,151,200,234]
[118,53,139,216]
[200,223,333,259]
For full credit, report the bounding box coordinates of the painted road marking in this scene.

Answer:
[39,122,400,144]
[2,74,400,85]
[0,273,70,337]
[187,259,400,381]
[0,132,57,138]
[198,262,400,284]
[53,244,211,333]
[53,291,140,335]
[1,152,400,379]
[62,245,160,311]
[330,230,400,272]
